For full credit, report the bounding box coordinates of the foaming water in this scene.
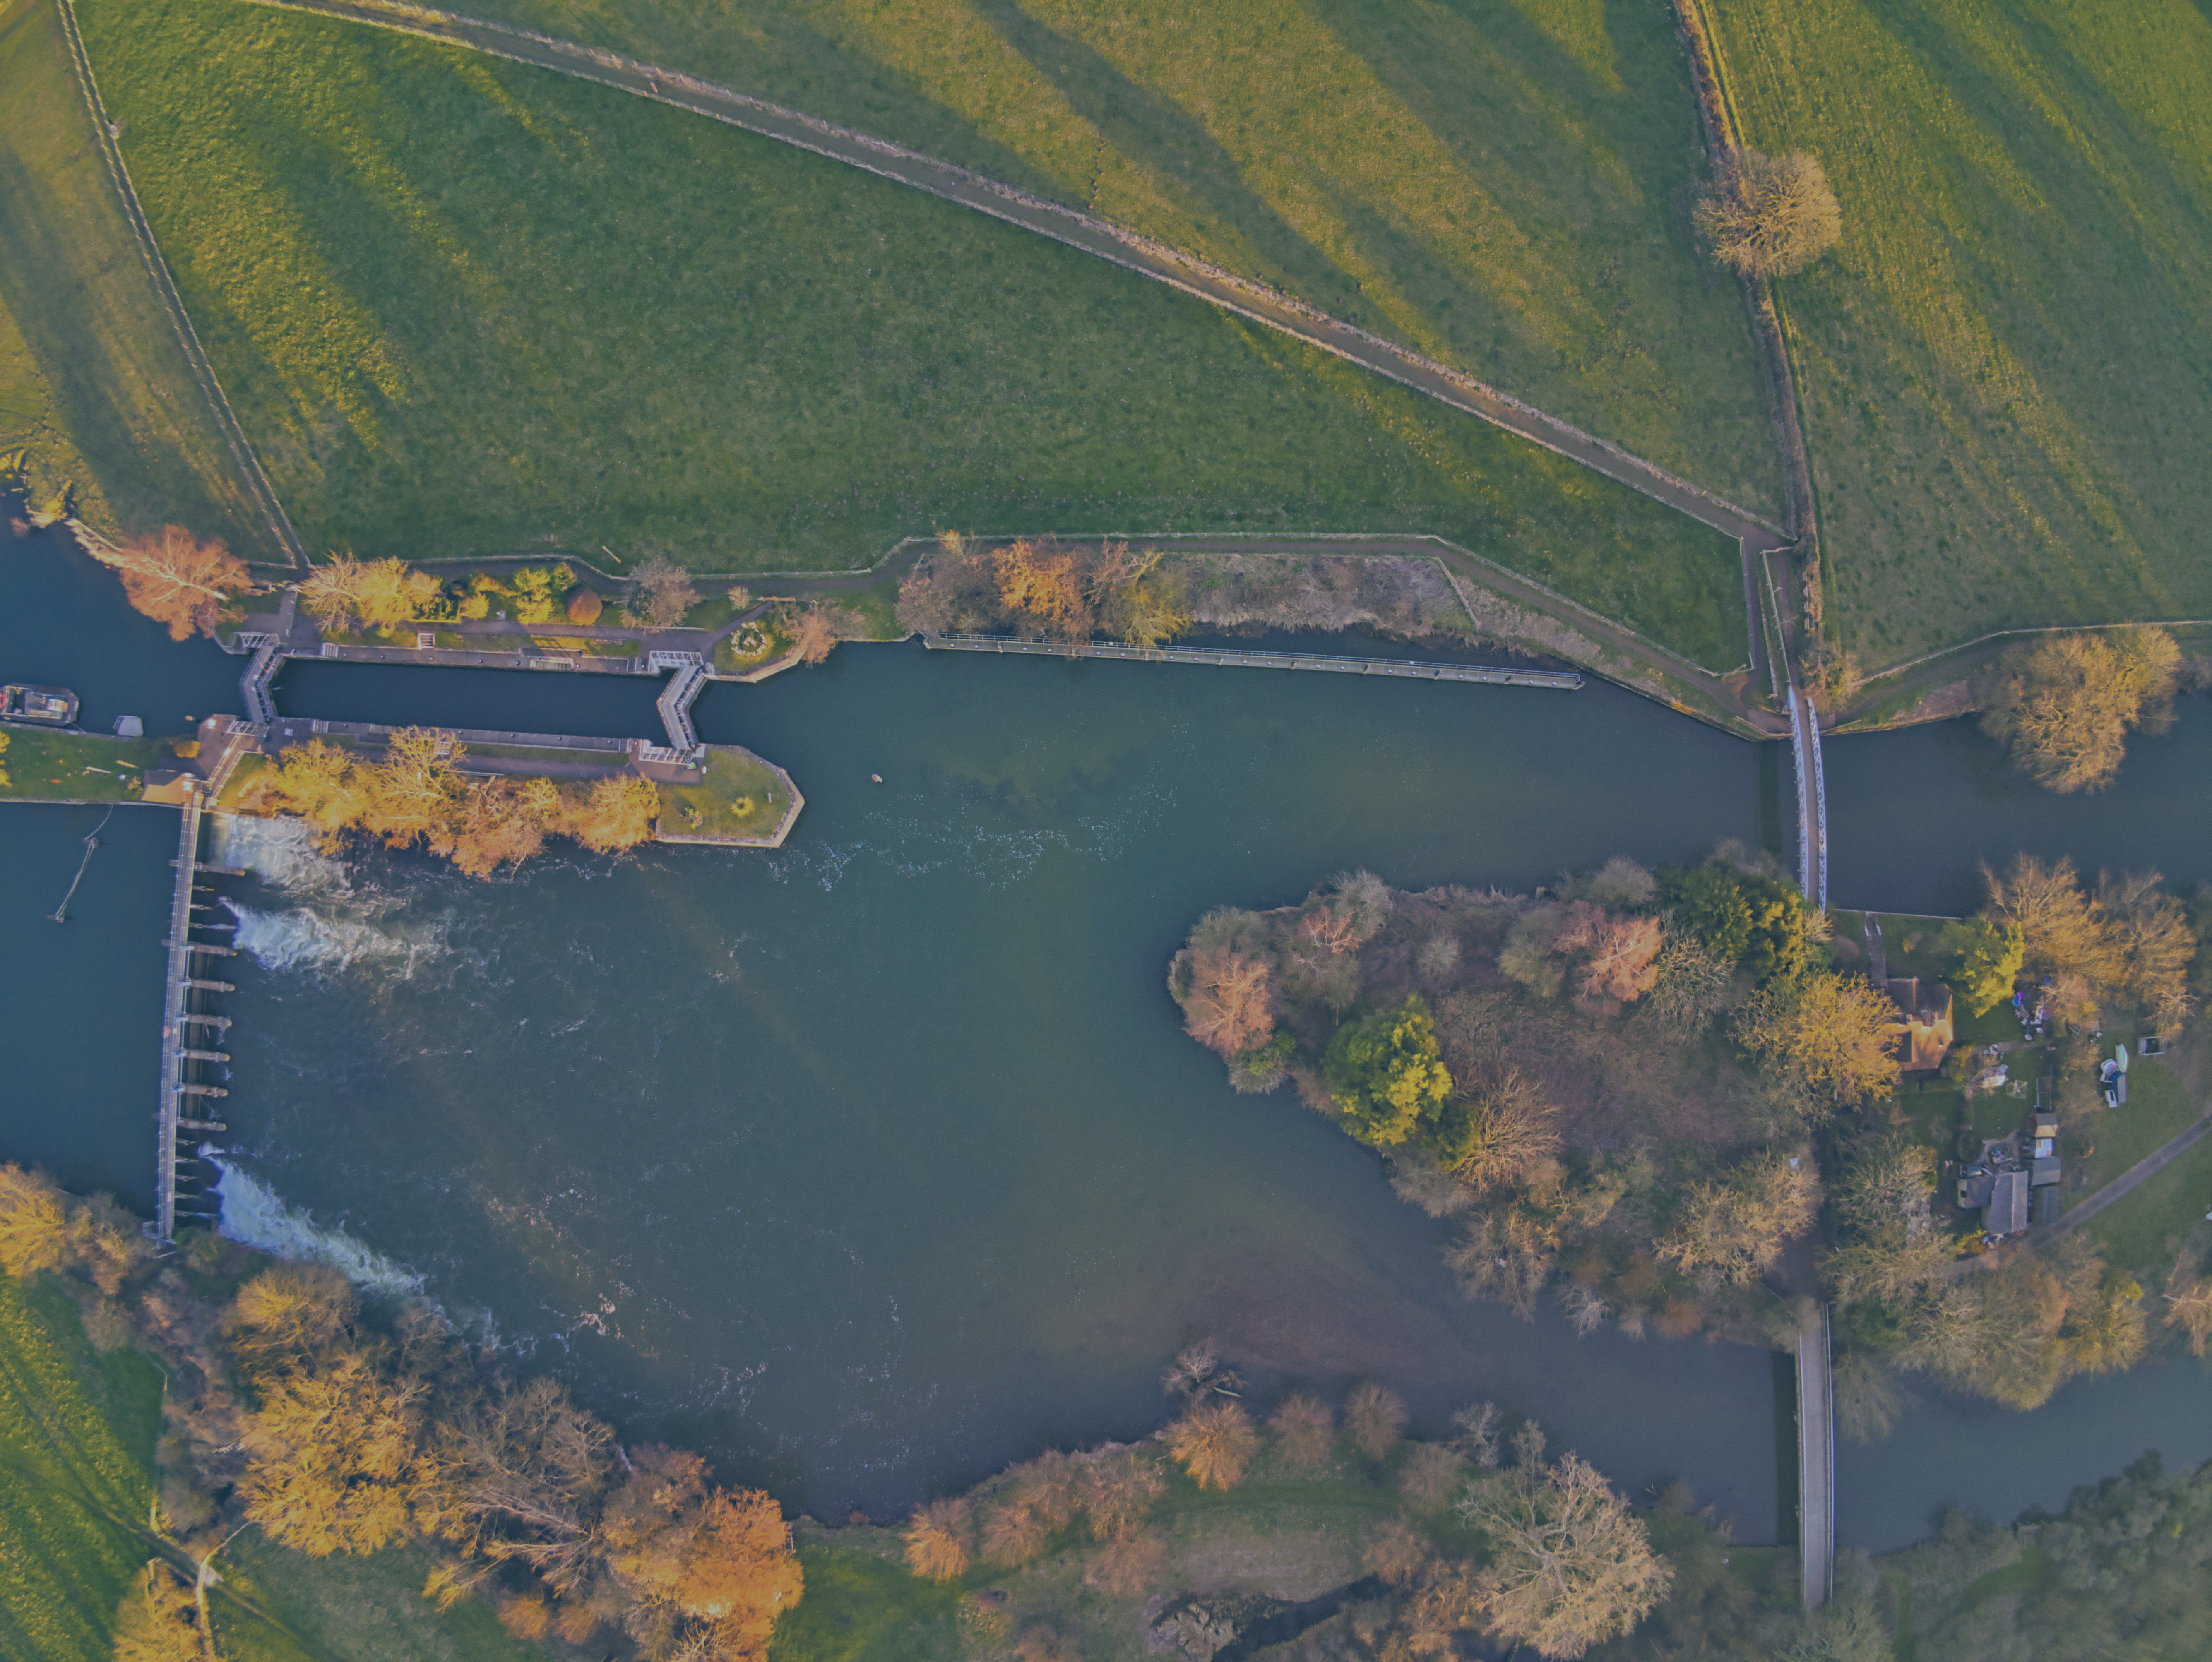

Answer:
[225,900,449,979]
[209,813,356,901]
[208,1154,425,1299]
[211,814,452,979]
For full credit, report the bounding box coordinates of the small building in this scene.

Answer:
[1986,1170,2030,1235]
[2032,1157,2062,1188]
[1957,1170,1996,1211]
[1884,977,1955,1072]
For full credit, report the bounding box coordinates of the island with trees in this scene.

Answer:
[1168,849,2210,1417]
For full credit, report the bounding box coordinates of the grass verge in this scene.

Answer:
[1707,0,2212,668]
[82,0,1747,670]
[657,747,793,841]
[0,0,274,555]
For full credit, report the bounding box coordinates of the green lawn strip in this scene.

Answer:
[2083,1129,2212,1281]
[457,0,1782,519]
[0,0,275,556]
[82,0,1747,671]
[657,748,791,840]
[209,1534,546,1662]
[0,728,168,800]
[767,1536,965,1662]
[0,1272,164,1662]
[2068,1064,2201,1200]
[1707,0,2212,670]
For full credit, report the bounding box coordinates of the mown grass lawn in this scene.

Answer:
[2085,1134,2212,1284]
[82,0,1749,670]
[1706,0,2212,668]
[659,747,793,841]
[466,0,1783,519]
[0,727,166,800]
[0,0,275,557]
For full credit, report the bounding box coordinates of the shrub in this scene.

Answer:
[903,1497,971,1581]
[566,585,603,624]
[1166,1400,1257,1491]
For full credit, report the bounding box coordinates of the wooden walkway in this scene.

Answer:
[922,634,1582,688]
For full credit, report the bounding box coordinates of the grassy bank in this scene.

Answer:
[80,0,1748,670]
[420,0,1784,521]
[0,1267,549,1662]
[0,1272,161,1660]
[0,726,166,800]
[658,747,795,841]
[0,0,273,555]
[1706,0,2212,668]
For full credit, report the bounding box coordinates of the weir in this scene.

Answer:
[153,788,205,1242]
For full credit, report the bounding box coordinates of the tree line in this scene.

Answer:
[895,532,1194,646]
[4,1162,1681,1661]
[0,1165,801,1661]
[902,1338,1671,1660]
[241,730,660,878]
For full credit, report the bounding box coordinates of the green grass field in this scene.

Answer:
[0,1273,162,1661]
[1706,0,2212,668]
[2085,1134,2212,1283]
[0,0,274,555]
[79,0,1750,669]
[450,0,1784,519]
[0,727,166,800]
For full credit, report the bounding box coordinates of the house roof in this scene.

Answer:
[1987,1170,2030,1233]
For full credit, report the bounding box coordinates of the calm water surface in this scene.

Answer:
[2,530,2206,1549]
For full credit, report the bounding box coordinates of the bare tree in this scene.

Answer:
[626,556,698,629]
[1695,149,1842,279]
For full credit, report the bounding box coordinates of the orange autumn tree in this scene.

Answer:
[601,1446,803,1660]
[994,539,1092,640]
[105,525,250,640]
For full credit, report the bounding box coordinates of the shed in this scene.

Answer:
[2032,1157,2062,1188]
[1957,1171,1996,1210]
[1986,1170,2030,1235]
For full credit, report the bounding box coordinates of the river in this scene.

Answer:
[2,528,2206,1549]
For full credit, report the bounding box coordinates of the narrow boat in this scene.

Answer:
[0,682,79,726]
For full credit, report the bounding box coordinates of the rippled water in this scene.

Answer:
[5,526,2208,1547]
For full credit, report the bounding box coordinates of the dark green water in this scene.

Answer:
[4,529,2207,1549]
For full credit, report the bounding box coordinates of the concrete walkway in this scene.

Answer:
[1796,1303,1834,1609]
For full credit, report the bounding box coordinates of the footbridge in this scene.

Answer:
[1797,1303,1836,1607]
[1757,554,1827,907]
